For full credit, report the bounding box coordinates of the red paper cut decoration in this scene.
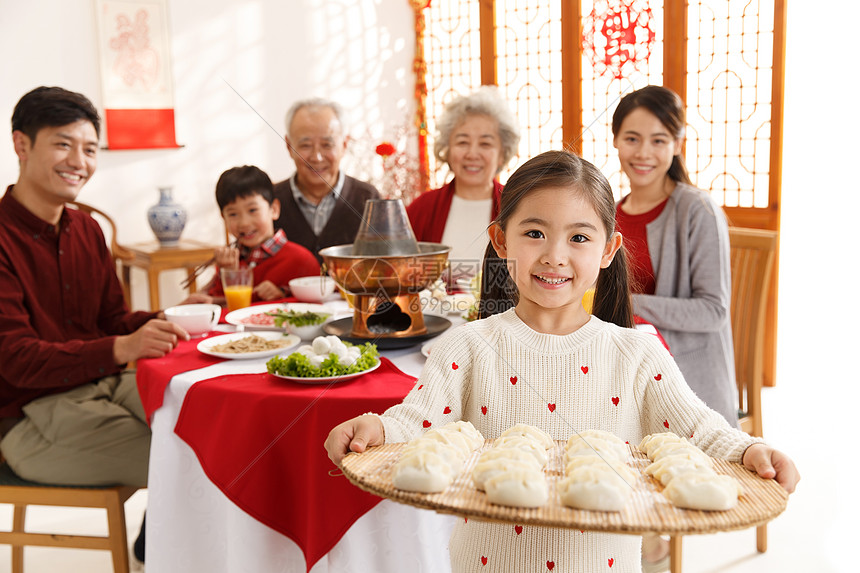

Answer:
[582,0,656,80]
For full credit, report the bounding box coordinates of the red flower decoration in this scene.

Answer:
[375,142,396,157]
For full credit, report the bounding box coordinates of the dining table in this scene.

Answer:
[136,298,668,573]
[137,298,459,573]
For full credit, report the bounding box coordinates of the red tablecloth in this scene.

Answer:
[173,357,417,572]
[136,332,231,421]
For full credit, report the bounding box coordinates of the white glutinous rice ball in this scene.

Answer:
[438,421,485,450]
[639,433,687,457]
[644,456,714,486]
[472,458,540,491]
[663,472,743,511]
[564,454,638,484]
[342,346,361,366]
[498,423,555,450]
[559,466,633,511]
[296,345,315,357]
[484,468,548,508]
[492,435,549,467]
[650,442,711,464]
[311,336,331,356]
[391,449,456,493]
[308,354,325,369]
[565,438,628,465]
[567,429,626,447]
[329,341,348,361]
[420,428,474,458]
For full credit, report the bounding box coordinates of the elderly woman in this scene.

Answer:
[407,86,520,283]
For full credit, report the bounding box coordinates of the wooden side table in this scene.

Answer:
[122,240,218,310]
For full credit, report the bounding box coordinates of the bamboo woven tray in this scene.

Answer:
[340,441,788,535]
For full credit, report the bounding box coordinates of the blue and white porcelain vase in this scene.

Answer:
[147,186,187,247]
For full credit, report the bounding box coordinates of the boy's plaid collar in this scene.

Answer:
[240,229,287,264]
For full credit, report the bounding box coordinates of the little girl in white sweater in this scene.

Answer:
[325,150,799,573]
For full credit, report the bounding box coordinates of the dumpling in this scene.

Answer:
[402,440,465,472]
[558,466,633,511]
[476,446,541,468]
[650,442,711,464]
[391,449,457,493]
[498,423,555,450]
[663,472,743,511]
[438,420,485,450]
[644,456,714,486]
[419,428,474,457]
[639,433,688,457]
[492,435,549,467]
[564,438,628,464]
[472,457,540,491]
[484,468,548,508]
[564,454,638,484]
[568,429,626,447]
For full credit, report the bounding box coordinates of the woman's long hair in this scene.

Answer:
[611,85,692,185]
[479,150,634,328]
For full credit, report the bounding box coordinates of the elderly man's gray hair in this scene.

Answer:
[284,98,348,139]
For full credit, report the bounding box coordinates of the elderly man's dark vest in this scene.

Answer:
[273,175,381,264]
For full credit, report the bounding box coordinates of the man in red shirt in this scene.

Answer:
[0,86,187,563]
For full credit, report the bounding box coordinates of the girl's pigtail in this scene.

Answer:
[592,245,634,329]
[479,243,516,319]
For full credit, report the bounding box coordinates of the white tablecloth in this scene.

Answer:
[145,337,457,573]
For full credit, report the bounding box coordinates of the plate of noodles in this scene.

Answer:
[197,332,300,360]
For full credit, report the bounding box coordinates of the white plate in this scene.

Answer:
[442,293,476,315]
[269,359,381,385]
[420,340,433,358]
[197,331,300,360]
[224,303,332,331]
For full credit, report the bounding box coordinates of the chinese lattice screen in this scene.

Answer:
[417,0,786,385]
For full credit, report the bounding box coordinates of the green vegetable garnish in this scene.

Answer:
[266,341,379,378]
[266,309,330,328]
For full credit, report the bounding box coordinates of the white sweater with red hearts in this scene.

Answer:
[380,309,760,573]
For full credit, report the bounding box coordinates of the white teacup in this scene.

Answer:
[164,304,221,337]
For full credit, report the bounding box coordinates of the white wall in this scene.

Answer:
[0,0,415,310]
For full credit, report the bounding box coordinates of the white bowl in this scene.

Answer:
[285,321,329,340]
[289,276,337,302]
[164,303,221,337]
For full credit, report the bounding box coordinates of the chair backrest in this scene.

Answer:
[69,201,134,262]
[728,226,778,438]
[69,201,133,307]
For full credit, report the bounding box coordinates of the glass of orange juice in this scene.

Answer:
[221,268,253,311]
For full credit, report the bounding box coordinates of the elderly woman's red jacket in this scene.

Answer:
[406,178,503,243]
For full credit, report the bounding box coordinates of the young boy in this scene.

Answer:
[189,165,320,304]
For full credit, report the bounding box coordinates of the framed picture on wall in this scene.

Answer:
[94,0,181,149]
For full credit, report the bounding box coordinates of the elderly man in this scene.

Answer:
[273,98,380,262]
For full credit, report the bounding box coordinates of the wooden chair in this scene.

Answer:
[0,463,139,573]
[668,226,778,572]
[69,201,135,307]
[728,226,777,440]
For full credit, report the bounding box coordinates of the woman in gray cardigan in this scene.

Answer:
[612,84,740,573]
[611,85,738,428]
